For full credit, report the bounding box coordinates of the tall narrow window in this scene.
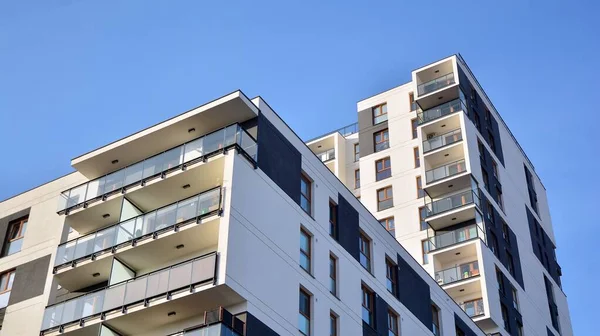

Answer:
[422,240,431,265]
[502,221,510,243]
[409,92,416,111]
[0,270,15,309]
[431,304,441,336]
[477,140,485,162]
[501,303,510,332]
[419,206,428,230]
[489,232,499,257]
[329,201,337,238]
[380,217,395,236]
[3,217,27,256]
[481,166,490,191]
[359,232,371,271]
[506,251,515,277]
[300,229,311,274]
[385,258,398,296]
[374,129,390,152]
[492,160,499,180]
[361,285,374,326]
[416,176,424,198]
[330,311,338,336]
[413,147,420,168]
[377,186,393,211]
[488,130,496,153]
[511,285,519,311]
[388,310,399,336]
[485,109,492,125]
[299,289,311,335]
[411,118,418,139]
[300,173,312,215]
[329,254,337,296]
[354,143,360,162]
[376,157,392,181]
[496,187,504,210]
[354,169,361,189]
[517,322,524,336]
[373,103,388,125]
[496,267,505,295]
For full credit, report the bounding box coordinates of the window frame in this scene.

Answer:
[422,239,430,265]
[359,232,372,272]
[416,176,424,198]
[413,147,420,168]
[388,309,400,336]
[375,157,392,181]
[3,217,28,256]
[0,270,15,294]
[300,228,312,274]
[354,169,361,189]
[372,103,388,125]
[329,253,338,297]
[419,206,428,231]
[354,143,360,162]
[511,285,519,311]
[492,160,499,180]
[431,303,441,336]
[329,201,338,239]
[374,129,390,152]
[361,284,374,326]
[380,217,395,236]
[330,311,338,336]
[409,92,416,111]
[385,257,398,297]
[411,118,418,139]
[299,288,311,336]
[300,173,312,215]
[377,186,394,211]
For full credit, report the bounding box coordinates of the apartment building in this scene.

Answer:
[307,55,572,336]
[0,91,492,336]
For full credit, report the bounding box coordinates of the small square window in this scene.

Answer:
[380,217,395,236]
[373,103,388,125]
[374,129,390,152]
[375,157,392,181]
[3,217,28,257]
[377,186,393,211]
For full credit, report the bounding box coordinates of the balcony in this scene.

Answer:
[316,148,335,162]
[460,298,485,318]
[167,307,245,336]
[435,261,480,286]
[425,159,467,184]
[417,98,466,125]
[58,124,256,215]
[417,72,455,96]
[425,189,480,218]
[42,253,218,334]
[428,224,485,251]
[423,129,462,153]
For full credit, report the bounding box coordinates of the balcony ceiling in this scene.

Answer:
[307,134,335,153]
[435,242,478,265]
[71,91,258,179]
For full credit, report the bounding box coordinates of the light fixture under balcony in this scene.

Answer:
[182,184,191,189]
[448,184,454,188]
[102,214,110,219]
[459,289,465,292]
[455,252,461,256]
[92,272,100,278]
[434,70,439,73]
[176,244,185,250]
[111,159,119,164]
[438,96,443,100]
[444,154,449,157]
[441,124,446,128]
[188,128,196,133]
[452,217,457,221]
[168,311,177,317]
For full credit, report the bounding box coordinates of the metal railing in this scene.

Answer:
[417,72,455,96]
[54,188,222,269]
[316,148,336,162]
[425,159,466,183]
[423,129,462,153]
[417,98,467,125]
[425,189,479,217]
[428,224,485,251]
[435,261,480,285]
[305,122,359,143]
[41,253,217,332]
[460,298,485,317]
[167,307,245,336]
[57,124,256,214]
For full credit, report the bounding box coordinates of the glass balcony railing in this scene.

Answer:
[57,124,257,214]
[167,308,245,336]
[42,253,217,332]
[435,261,480,285]
[417,72,456,96]
[417,98,467,125]
[54,188,222,269]
[316,148,336,162]
[428,224,485,251]
[460,298,485,317]
[423,129,462,153]
[306,122,359,143]
[425,189,480,217]
[425,159,467,184]
[169,323,241,336]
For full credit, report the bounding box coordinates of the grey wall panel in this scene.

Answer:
[8,254,51,305]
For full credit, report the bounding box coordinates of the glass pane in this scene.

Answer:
[175,197,199,223]
[142,154,162,179]
[104,169,125,194]
[191,255,215,284]
[67,184,87,208]
[141,212,157,236]
[5,239,23,256]
[300,233,309,251]
[198,190,219,215]
[183,138,204,162]
[81,291,104,318]
[123,161,144,186]
[300,254,310,271]
[103,283,126,311]
[154,204,177,231]
[203,129,225,154]
[94,226,116,253]
[145,270,169,298]
[85,178,105,201]
[162,147,184,171]
[124,277,148,305]
[168,262,193,290]
[298,314,310,335]
[74,235,95,260]
[224,125,238,147]
[115,219,136,245]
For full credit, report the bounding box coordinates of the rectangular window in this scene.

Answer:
[496,267,505,295]
[411,118,418,139]
[416,176,424,198]
[431,304,441,336]
[300,173,312,215]
[3,217,28,257]
[409,92,417,111]
[477,139,485,161]
[422,240,430,265]
[374,129,390,152]
[489,232,499,257]
[361,285,374,326]
[380,217,395,236]
[373,103,388,125]
[502,221,510,244]
[506,251,515,277]
[385,258,398,296]
[485,109,492,125]
[488,130,496,153]
[501,303,510,332]
[0,270,15,309]
[354,169,361,189]
[330,312,338,336]
[419,206,428,230]
[299,288,311,335]
[486,201,494,224]
[376,157,392,181]
[354,143,360,162]
[329,201,337,239]
[517,322,524,336]
[329,254,337,296]
[413,147,420,168]
[359,232,371,271]
[512,285,519,311]
[492,160,499,180]
[300,229,312,274]
[496,187,504,210]
[377,186,393,211]
[481,166,490,191]
[388,310,399,336]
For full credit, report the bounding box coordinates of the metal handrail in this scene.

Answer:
[425,159,467,183]
[417,72,456,96]
[305,122,359,143]
[423,128,462,153]
[425,189,479,217]
[417,98,467,125]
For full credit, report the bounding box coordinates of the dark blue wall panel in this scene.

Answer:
[338,193,360,261]
[396,253,432,331]
[454,313,479,336]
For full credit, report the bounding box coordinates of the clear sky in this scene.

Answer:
[0,0,597,333]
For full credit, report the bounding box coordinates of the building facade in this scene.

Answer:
[307,55,572,336]
[0,90,493,336]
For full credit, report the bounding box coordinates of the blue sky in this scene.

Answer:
[0,0,597,333]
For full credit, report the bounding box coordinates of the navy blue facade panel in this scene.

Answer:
[337,193,360,261]
[527,207,562,286]
[375,294,389,336]
[256,112,302,205]
[453,313,478,336]
[362,322,378,336]
[497,268,522,336]
[547,326,556,336]
[245,312,280,336]
[396,253,432,331]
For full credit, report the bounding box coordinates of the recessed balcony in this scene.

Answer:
[423,128,462,154]
[425,159,467,185]
[425,189,480,230]
[417,72,456,97]
[435,260,480,286]
[316,148,335,163]
[417,98,467,126]
[414,57,460,110]
[428,224,485,252]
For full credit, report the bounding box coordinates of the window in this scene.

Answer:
[422,240,431,265]
[3,217,28,256]
[361,285,374,326]
[359,232,371,271]
[481,166,490,191]
[374,129,390,152]
[512,285,520,311]
[354,143,360,162]
[299,288,311,335]
[373,103,388,125]
[409,92,417,111]
[496,187,504,210]
[431,304,441,336]
[329,254,337,296]
[354,169,361,189]
[300,229,311,273]
[416,176,424,198]
[502,221,510,243]
[489,232,499,257]
[410,148,420,170]
[419,206,428,230]
[488,131,496,153]
[380,217,395,236]
[376,157,392,181]
[329,201,337,239]
[0,270,15,309]
[411,118,418,139]
[456,327,465,336]
[501,303,510,332]
[330,312,338,336]
[506,251,515,277]
[517,322,524,336]
[492,160,499,180]
[385,258,398,296]
[477,140,485,162]
[300,173,312,215]
[485,109,492,125]
[496,267,505,295]
[486,201,494,224]
[388,310,399,336]
[377,186,393,211]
